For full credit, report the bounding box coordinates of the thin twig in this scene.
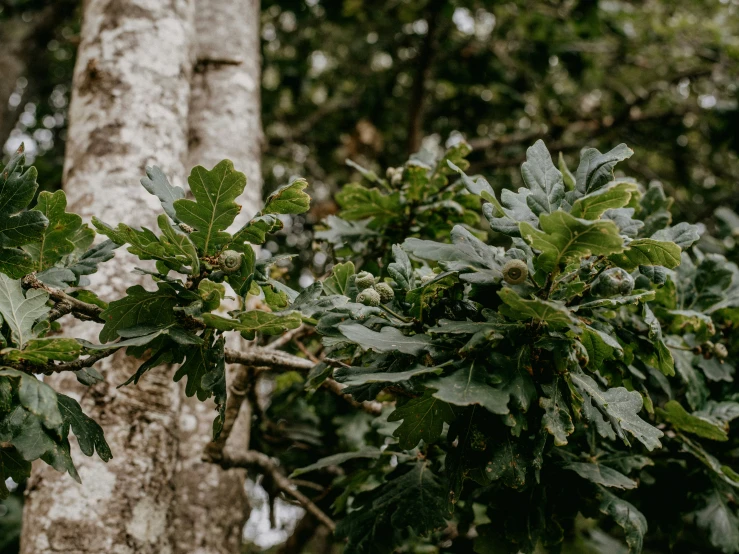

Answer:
[323,377,384,416]
[265,325,309,350]
[22,275,106,324]
[218,450,336,532]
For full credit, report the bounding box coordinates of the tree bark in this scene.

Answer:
[20,1,195,553]
[170,2,263,551]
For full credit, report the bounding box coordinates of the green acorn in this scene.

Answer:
[357,288,381,307]
[714,343,728,359]
[355,271,376,290]
[591,267,634,297]
[502,259,528,285]
[218,250,243,274]
[374,282,395,303]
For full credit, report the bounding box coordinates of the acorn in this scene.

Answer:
[714,343,728,359]
[357,288,381,307]
[374,282,395,303]
[218,250,243,274]
[502,259,528,285]
[355,271,376,290]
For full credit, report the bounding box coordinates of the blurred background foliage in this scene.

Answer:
[1,0,738,548]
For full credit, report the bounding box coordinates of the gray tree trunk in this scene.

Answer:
[20,2,195,552]
[170,1,263,552]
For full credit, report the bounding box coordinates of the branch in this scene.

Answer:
[224,347,314,372]
[5,349,116,376]
[217,450,336,532]
[22,275,106,324]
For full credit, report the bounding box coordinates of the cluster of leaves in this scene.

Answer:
[0,145,311,495]
[286,140,739,553]
[0,146,113,494]
[317,141,483,271]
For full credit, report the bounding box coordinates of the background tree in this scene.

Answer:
[15,0,259,552]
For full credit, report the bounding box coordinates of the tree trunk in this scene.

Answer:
[20,1,195,553]
[170,1,263,551]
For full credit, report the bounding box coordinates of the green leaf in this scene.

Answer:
[202,311,302,340]
[98,283,179,343]
[232,214,283,244]
[0,247,36,279]
[57,394,112,462]
[651,222,700,250]
[335,183,401,221]
[0,274,49,347]
[338,323,432,356]
[388,391,456,449]
[404,226,503,284]
[575,144,634,194]
[656,400,728,441]
[609,238,681,270]
[290,448,381,478]
[323,261,355,295]
[521,140,565,215]
[570,372,663,450]
[483,437,527,489]
[173,160,247,253]
[335,462,447,554]
[23,191,83,271]
[428,365,510,415]
[519,210,624,272]
[388,245,414,290]
[0,406,78,482]
[643,304,675,377]
[0,145,47,250]
[540,380,574,446]
[570,180,638,220]
[694,489,739,554]
[0,369,63,431]
[581,326,622,368]
[92,218,189,271]
[596,486,647,553]
[140,165,185,222]
[1,338,82,365]
[482,187,539,238]
[0,448,31,499]
[565,462,637,489]
[498,288,574,327]
[263,177,310,215]
[157,214,200,275]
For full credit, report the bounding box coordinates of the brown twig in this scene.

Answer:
[218,450,336,532]
[323,378,384,416]
[22,275,106,324]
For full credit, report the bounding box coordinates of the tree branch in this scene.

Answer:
[217,450,336,532]
[224,347,314,372]
[22,274,106,324]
